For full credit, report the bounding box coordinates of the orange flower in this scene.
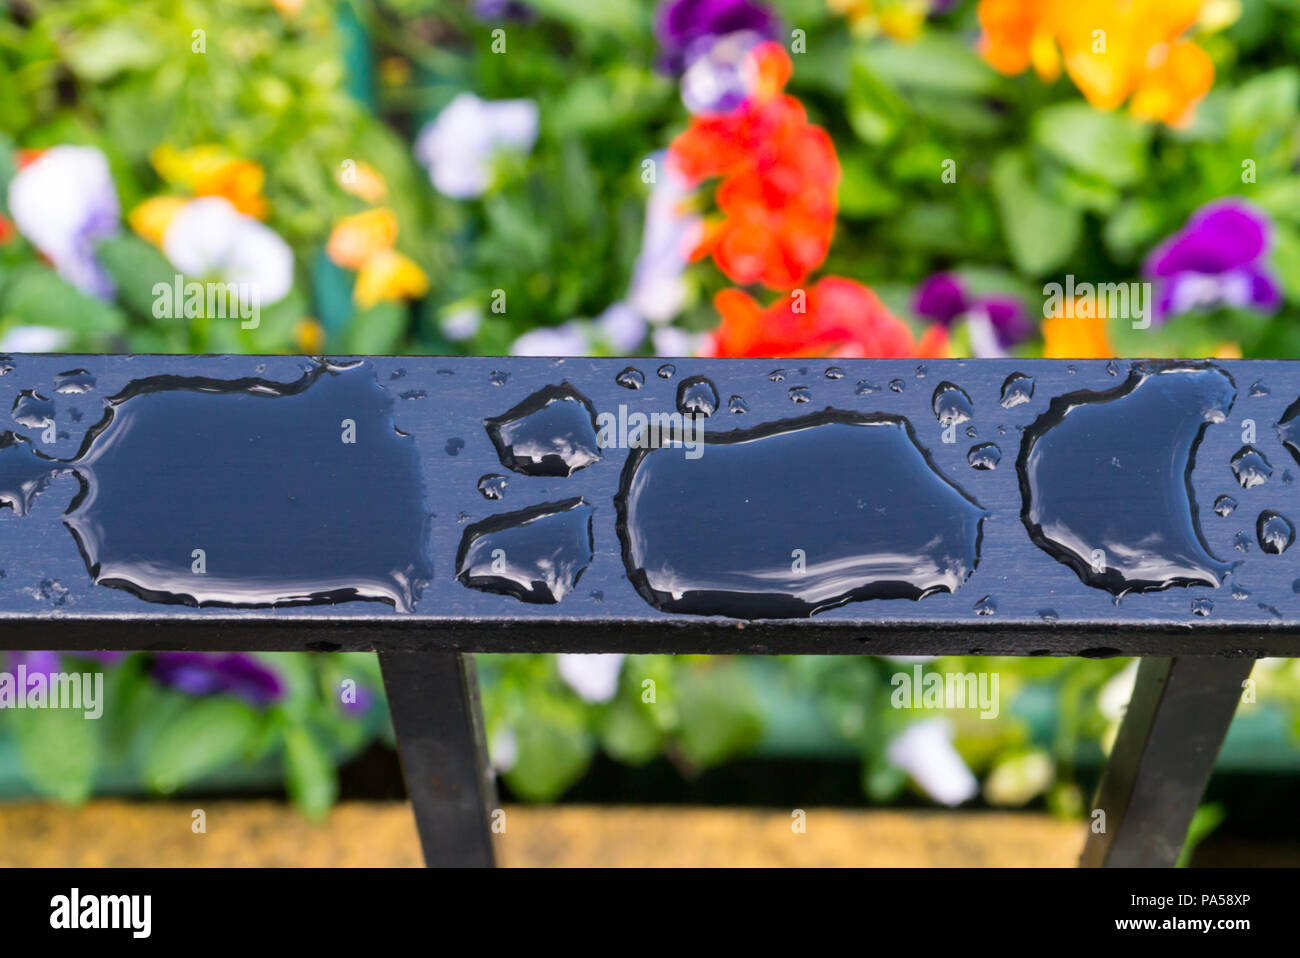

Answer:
[704,277,946,358]
[1041,299,1114,357]
[326,208,399,270]
[337,160,389,204]
[150,144,269,218]
[670,43,840,290]
[978,0,1216,126]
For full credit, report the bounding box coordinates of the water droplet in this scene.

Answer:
[1257,510,1294,554]
[967,442,1001,470]
[1018,362,1235,596]
[677,376,718,417]
[390,368,407,380]
[37,362,432,611]
[27,578,69,607]
[1250,380,1270,397]
[768,369,786,382]
[54,369,95,395]
[1234,531,1251,553]
[1067,365,1077,375]
[825,366,844,380]
[999,372,1035,409]
[974,594,996,615]
[1230,446,1272,488]
[489,370,508,386]
[1106,360,1120,377]
[477,474,507,500]
[485,383,601,477]
[1191,597,1213,616]
[728,395,749,415]
[932,382,974,427]
[965,425,978,438]
[1232,585,1251,600]
[1292,578,1300,594]
[1038,608,1059,622]
[400,389,427,400]
[12,390,54,430]
[445,437,465,456]
[1259,602,1283,620]
[616,367,645,390]
[915,364,927,379]
[657,364,676,379]
[889,379,906,393]
[0,431,59,515]
[1214,494,1238,516]
[616,410,986,618]
[855,380,880,396]
[788,385,811,404]
[455,498,594,604]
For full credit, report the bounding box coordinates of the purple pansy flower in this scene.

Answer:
[655,0,779,74]
[153,652,285,707]
[680,29,766,114]
[1143,199,1282,322]
[472,0,536,22]
[913,272,1030,353]
[6,146,120,300]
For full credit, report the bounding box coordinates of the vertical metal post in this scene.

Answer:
[1080,655,1253,868]
[379,650,498,867]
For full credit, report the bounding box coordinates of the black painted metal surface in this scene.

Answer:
[1080,656,1253,867]
[1,354,1298,655]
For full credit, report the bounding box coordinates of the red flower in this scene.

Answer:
[703,277,949,358]
[670,42,839,290]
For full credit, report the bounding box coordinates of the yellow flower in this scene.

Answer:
[273,0,307,18]
[828,0,927,41]
[978,0,1221,126]
[1042,301,1114,358]
[336,161,389,204]
[1212,342,1242,359]
[294,317,326,353]
[326,208,399,270]
[354,249,429,309]
[128,196,189,246]
[150,144,269,218]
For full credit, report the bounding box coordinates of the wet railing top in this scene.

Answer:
[0,354,1297,656]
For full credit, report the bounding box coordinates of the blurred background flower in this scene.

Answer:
[1,0,1299,836]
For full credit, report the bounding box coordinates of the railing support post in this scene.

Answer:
[379,650,498,867]
[1080,655,1253,867]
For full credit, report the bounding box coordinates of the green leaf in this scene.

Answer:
[991,151,1082,276]
[526,0,644,39]
[1227,67,1300,139]
[143,698,262,794]
[504,698,593,802]
[284,724,338,820]
[598,697,663,765]
[674,664,763,769]
[1033,102,1150,187]
[860,33,1002,97]
[1,264,126,337]
[847,58,908,146]
[96,234,177,319]
[63,24,163,83]
[9,702,100,804]
[343,301,408,354]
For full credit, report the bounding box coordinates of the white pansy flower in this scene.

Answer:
[161,197,294,306]
[886,718,979,807]
[7,145,120,299]
[415,93,539,199]
[557,653,625,704]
